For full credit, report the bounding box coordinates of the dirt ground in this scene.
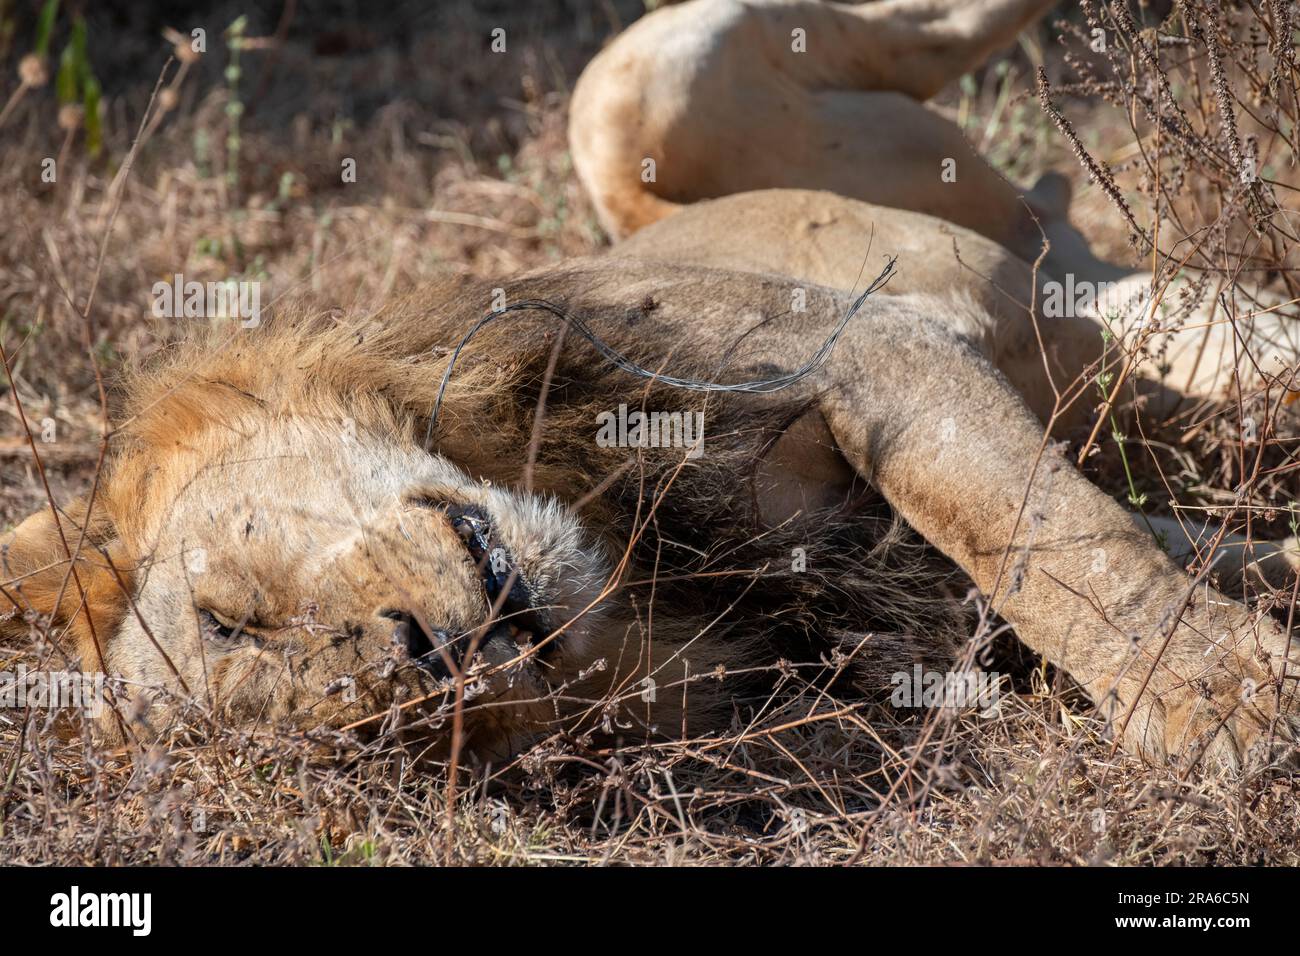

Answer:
[2,0,1300,865]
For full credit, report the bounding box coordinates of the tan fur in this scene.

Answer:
[616,188,1300,429]
[568,0,1124,282]
[1,500,129,674]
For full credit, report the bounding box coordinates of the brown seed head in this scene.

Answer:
[18,54,49,88]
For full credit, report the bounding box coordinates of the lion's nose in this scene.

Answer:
[378,608,446,672]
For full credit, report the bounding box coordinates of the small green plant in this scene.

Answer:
[193,126,212,177]
[223,15,247,199]
[0,1,103,154]
[54,13,102,156]
[33,0,57,58]
[1096,328,1156,538]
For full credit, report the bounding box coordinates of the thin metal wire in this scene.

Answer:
[423,256,896,450]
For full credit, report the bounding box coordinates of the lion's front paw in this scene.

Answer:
[1161,676,1298,771]
[1113,624,1300,770]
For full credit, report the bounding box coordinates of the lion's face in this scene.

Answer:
[104,415,612,740]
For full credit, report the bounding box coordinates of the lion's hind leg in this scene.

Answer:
[569,0,1064,246]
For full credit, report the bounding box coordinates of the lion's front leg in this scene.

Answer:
[817,295,1299,767]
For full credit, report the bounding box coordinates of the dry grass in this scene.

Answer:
[3,0,1300,865]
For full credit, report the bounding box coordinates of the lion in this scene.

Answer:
[568,0,1117,281]
[3,0,1299,768]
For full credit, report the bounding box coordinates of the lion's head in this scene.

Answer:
[100,413,613,749]
[2,262,963,757]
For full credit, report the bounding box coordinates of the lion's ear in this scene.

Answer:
[0,500,131,672]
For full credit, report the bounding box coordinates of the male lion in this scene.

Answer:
[3,0,1299,768]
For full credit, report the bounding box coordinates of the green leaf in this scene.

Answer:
[55,40,76,103]
[70,14,88,86]
[34,0,59,57]
[83,73,101,157]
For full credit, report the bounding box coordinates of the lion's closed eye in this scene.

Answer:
[197,608,262,648]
